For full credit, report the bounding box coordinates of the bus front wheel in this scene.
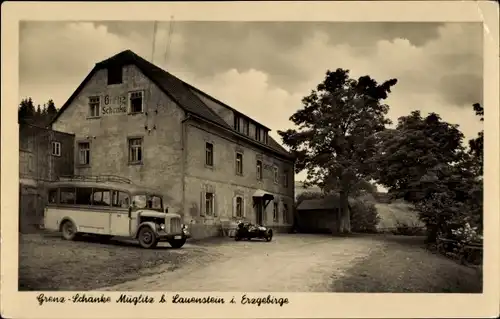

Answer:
[138,227,158,249]
[168,238,186,249]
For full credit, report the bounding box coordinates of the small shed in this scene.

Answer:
[295,194,354,234]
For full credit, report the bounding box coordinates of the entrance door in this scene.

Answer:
[255,199,263,225]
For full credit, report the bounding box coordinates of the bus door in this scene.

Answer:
[110,190,131,236]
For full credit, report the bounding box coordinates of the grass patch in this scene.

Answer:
[331,235,482,293]
[375,202,424,230]
[19,233,208,291]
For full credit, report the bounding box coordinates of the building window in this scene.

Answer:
[235,152,243,175]
[78,142,90,165]
[128,138,143,164]
[273,202,279,222]
[283,169,289,187]
[88,96,100,117]
[107,65,123,85]
[205,142,214,167]
[273,166,279,183]
[263,131,268,144]
[256,160,263,180]
[255,127,261,141]
[51,141,61,157]
[283,204,289,224]
[128,91,144,113]
[235,196,243,217]
[243,119,249,135]
[205,192,214,216]
[234,115,240,131]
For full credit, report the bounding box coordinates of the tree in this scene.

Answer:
[468,103,483,175]
[372,111,466,202]
[18,97,36,124]
[279,68,397,233]
[372,110,481,242]
[35,104,42,124]
[45,99,58,121]
[18,98,58,127]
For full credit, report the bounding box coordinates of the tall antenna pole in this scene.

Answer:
[150,20,158,63]
[163,15,175,67]
[146,20,159,131]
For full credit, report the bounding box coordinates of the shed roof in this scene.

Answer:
[50,50,293,160]
[296,194,356,211]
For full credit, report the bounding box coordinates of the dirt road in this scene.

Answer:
[101,234,384,292]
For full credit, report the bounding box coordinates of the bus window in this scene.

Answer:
[112,191,130,208]
[48,189,58,204]
[131,194,162,211]
[132,195,147,209]
[92,188,111,207]
[151,196,162,210]
[76,187,93,205]
[60,187,76,204]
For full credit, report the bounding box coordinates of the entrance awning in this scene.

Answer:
[252,189,274,201]
[20,178,38,187]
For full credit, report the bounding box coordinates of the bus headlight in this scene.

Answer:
[159,224,165,230]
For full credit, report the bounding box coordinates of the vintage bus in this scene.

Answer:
[43,175,190,249]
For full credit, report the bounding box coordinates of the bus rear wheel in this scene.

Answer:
[61,220,78,241]
[138,227,158,249]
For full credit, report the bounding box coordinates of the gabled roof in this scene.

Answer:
[51,50,293,160]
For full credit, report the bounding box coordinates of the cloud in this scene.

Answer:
[19,21,483,183]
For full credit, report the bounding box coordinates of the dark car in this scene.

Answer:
[234,222,273,242]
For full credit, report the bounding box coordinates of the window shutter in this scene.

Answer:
[232,196,237,217]
[200,191,205,216]
[213,194,218,217]
[242,197,246,218]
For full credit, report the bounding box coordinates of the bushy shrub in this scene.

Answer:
[392,220,426,236]
[350,199,380,233]
[451,222,483,244]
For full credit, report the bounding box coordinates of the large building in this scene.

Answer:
[19,123,75,232]
[50,50,296,239]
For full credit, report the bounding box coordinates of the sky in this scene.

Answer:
[19,21,484,185]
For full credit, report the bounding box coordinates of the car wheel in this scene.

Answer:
[265,230,273,242]
[61,220,78,241]
[169,238,186,249]
[138,227,158,249]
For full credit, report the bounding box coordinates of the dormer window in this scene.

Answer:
[234,115,250,135]
[234,115,240,131]
[255,127,262,141]
[107,65,123,85]
[243,119,249,135]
